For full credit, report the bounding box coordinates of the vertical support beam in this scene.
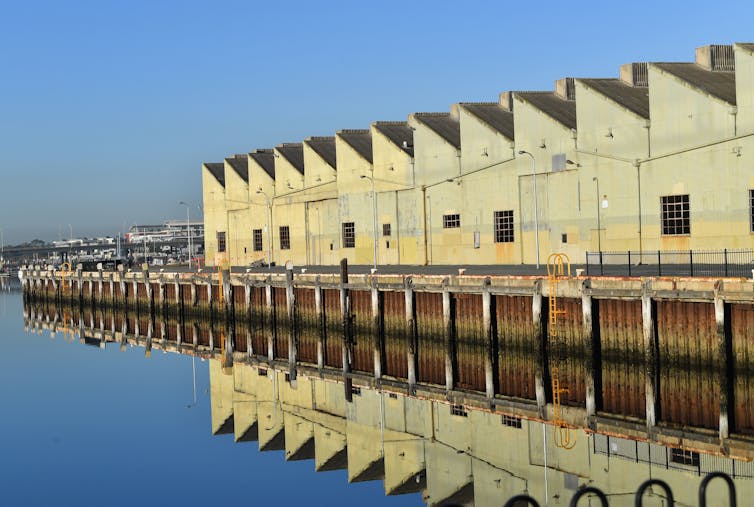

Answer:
[532,279,547,418]
[132,280,139,315]
[109,278,115,309]
[192,322,199,347]
[714,281,730,441]
[582,279,597,428]
[340,259,353,402]
[483,278,495,399]
[222,268,234,369]
[145,308,154,358]
[159,275,166,321]
[642,279,657,433]
[143,266,153,321]
[442,279,455,392]
[76,267,84,322]
[244,280,252,357]
[97,267,104,307]
[315,276,324,371]
[190,281,197,307]
[120,310,128,352]
[405,276,417,393]
[265,278,274,361]
[372,276,383,380]
[286,266,297,381]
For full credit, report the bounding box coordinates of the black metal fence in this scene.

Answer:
[585,249,754,277]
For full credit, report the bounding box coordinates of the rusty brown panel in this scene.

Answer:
[496,295,536,400]
[350,290,374,374]
[137,283,147,299]
[548,298,587,406]
[657,301,718,429]
[297,288,318,364]
[151,283,160,299]
[196,285,208,303]
[114,314,124,331]
[249,287,267,357]
[598,299,645,419]
[126,315,136,335]
[322,289,343,369]
[383,291,407,379]
[731,304,754,434]
[415,292,445,386]
[455,293,485,392]
[272,287,288,360]
[166,321,178,342]
[165,284,176,301]
[181,284,192,301]
[102,283,111,298]
[197,324,210,347]
[234,321,248,353]
[232,286,244,305]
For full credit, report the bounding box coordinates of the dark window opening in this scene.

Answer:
[661,194,690,235]
[494,210,514,243]
[217,232,226,253]
[342,222,355,248]
[443,214,461,229]
[253,229,263,251]
[279,226,290,250]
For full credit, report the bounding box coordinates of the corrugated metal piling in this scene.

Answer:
[19,261,754,459]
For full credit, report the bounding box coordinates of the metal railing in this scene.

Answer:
[585,249,754,277]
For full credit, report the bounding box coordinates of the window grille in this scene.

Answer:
[443,214,460,229]
[494,210,514,243]
[279,226,290,250]
[383,223,391,237]
[342,222,355,248]
[253,229,263,251]
[217,232,226,253]
[661,194,690,235]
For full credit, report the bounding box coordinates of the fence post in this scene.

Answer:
[724,248,729,277]
[690,249,694,276]
[340,259,353,402]
[657,250,662,277]
[599,251,604,276]
[628,250,632,277]
[285,266,296,381]
[585,252,590,276]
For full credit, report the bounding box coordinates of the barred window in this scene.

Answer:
[216,232,226,253]
[670,448,699,467]
[253,229,263,251]
[450,404,468,417]
[501,414,522,428]
[443,213,460,228]
[750,190,754,233]
[661,195,690,235]
[342,222,355,248]
[494,210,514,243]
[279,226,290,250]
[383,223,391,237]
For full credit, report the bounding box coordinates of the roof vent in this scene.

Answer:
[619,63,648,87]
[555,78,575,100]
[696,45,735,72]
[499,91,513,111]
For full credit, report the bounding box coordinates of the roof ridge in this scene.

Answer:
[338,129,370,134]
[373,120,407,126]
[277,142,302,147]
[459,101,499,106]
[306,136,335,141]
[414,112,451,117]
[252,148,274,154]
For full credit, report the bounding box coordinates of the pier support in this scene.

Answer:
[532,279,547,419]
[714,281,731,442]
[372,276,383,380]
[582,280,598,428]
[265,279,274,361]
[315,277,324,371]
[483,278,495,400]
[642,280,657,433]
[222,268,234,368]
[244,280,252,356]
[405,276,417,394]
[340,259,353,402]
[442,279,455,392]
[286,266,297,381]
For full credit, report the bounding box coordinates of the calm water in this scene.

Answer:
[0,290,421,507]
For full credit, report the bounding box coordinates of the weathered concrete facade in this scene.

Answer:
[203,43,754,267]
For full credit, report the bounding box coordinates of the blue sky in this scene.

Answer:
[1,0,753,244]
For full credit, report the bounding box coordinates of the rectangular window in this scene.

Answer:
[253,229,263,251]
[443,213,460,228]
[501,414,522,428]
[750,190,754,233]
[450,404,468,417]
[279,226,290,250]
[216,232,226,253]
[661,194,690,235]
[494,210,514,243]
[383,223,391,237]
[342,222,355,248]
[670,448,700,467]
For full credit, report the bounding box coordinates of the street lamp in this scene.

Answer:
[593,177,602,253]
[518,151,540,269]
[179,201,193,270]
[256,189,273,271]
[360,174,378,270]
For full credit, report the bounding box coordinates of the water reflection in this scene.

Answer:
[20,299,754,506]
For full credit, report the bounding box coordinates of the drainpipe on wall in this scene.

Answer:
[422,186,429,266]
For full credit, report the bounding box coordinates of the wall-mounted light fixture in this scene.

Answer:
[539,139,547,149]
[481,148,489,157]
[605,128,614,139]
[566,159,581,168]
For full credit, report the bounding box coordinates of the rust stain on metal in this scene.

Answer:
[295,288,318,365]
[455,293,485,392]
[383,291,407,380]
[496,295,536,400]
[350,290,374,374]
[415,292,445,386]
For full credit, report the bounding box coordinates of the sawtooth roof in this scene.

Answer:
[338,129,373,163]
[225,155,248,182]
[736,43,754,53]
[276,143,305,174]
[204,162,225,187]
[515,92,577,130]
[250,149,275,179]
[653,62,736,105]
[413,112,460,149]
[579,79,650,119]
[373,121,414,156]
[460,102,515,139]
[305,137,337,169]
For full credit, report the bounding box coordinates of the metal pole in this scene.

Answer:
[518,151,539,269]
[180,202,192,270]
[256,190,273,271]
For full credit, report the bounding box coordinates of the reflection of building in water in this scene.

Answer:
[210,361,752,506]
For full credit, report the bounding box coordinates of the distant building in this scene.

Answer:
[126,221,204,244]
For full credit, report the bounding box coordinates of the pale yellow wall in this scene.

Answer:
[648,64,736,155]
[409,114,461,187]
[272,147,307,266]
[736,44,754,134]
[247,156,275,265]
[201,165,226,267]
[209,359,234,434]
[224,159,252,266]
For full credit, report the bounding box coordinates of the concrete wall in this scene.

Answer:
[201,165,226,266]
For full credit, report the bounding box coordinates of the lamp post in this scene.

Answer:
[518,151,539,269]
[256,189,273,271]
[179,201,193,269]
[360,174,378,270]
[593,177,602,253]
